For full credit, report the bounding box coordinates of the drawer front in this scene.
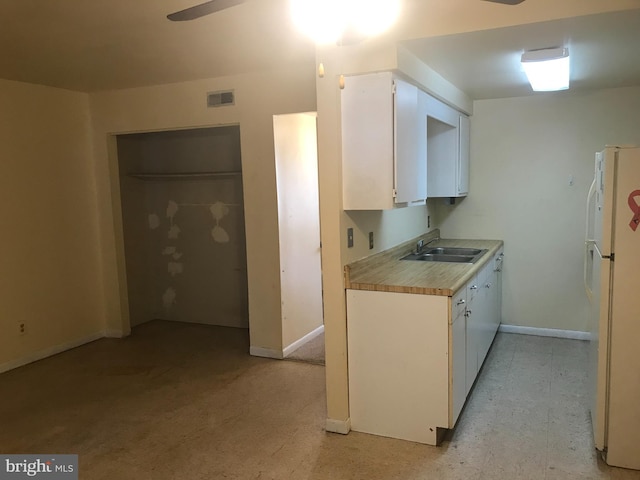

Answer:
[453,287,467,318]
[467,277,480,301]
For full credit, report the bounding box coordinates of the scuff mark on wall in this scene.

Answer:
[211,225,230,243]
[210,201,229,220]
[168,225,181,239]
[166,200,179,220]
[162,287,176,309]
[148,214,160,229]
[168,262,184,276]
[210,201,231,244]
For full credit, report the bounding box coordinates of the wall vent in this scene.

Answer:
[207,90,235,107]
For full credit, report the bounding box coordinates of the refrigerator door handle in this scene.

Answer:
[584,240,594,303]
[584,177,597,302]
[585,177,597,243]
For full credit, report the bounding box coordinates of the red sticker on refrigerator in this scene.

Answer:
[628,189,640,231]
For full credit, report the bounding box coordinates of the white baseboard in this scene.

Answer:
[249,346,284,360]
[0,332,105,374]
[325,417,351,435]
[104,329,129,338]
[283,325,324,358]
[498,324,590,341]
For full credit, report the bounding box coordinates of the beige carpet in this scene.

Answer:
[285,332,325,365]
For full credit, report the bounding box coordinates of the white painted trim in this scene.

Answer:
[0,332,105,374]
[249,346,283,360]
[325,417,351,435]
[498,324,590,341]
[283,325,325,358]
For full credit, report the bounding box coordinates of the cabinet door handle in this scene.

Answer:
[456,299,465,305]
[485,283,492,288]
[470,285,478,290]
[465,309,472,317]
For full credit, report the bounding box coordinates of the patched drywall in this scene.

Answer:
[117,126,248,328]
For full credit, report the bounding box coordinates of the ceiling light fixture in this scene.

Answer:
[521,47,570,92]
[290,0,400,45]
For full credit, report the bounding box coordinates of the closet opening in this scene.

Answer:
[116,125,248,332]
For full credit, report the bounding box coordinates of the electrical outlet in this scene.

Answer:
[19,323,26,336]
[347,228,354,248]
[369,232,374,249]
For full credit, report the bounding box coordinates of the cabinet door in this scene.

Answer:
[451,310,466,426]
[494,251,504,328]
[425,95,463,198]
[342,73,394,210]
[465,279,478,395]
[394,80,426,204]
[458,114,470,195]
[476,262,493,366]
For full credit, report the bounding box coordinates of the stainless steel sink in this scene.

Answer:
[422,247,483,256]
[401,247,488,264]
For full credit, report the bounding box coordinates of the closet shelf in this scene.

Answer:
[128,171,242,180]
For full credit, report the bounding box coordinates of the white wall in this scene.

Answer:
[89,64,317,353]
[436,85,640,332]
[0,79,104,371]
[343,205,434,264]
[273,113,324,350]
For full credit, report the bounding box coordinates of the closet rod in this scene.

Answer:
[128,171,242,180]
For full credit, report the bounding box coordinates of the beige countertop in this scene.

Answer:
[344,231,503,296]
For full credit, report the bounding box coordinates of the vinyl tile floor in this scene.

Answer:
[0,321,638,479]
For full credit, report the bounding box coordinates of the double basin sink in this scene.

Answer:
[401,246,488,264]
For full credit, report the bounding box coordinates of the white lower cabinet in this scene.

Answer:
[346,250,503,445]
[451,307,467,424]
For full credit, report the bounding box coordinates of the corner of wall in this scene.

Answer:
[395,45,473,115]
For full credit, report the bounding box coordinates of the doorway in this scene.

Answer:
[273,113,324,359]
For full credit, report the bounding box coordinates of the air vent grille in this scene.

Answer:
[207,90,235,107]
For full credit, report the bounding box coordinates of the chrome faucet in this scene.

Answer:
[416,236,439,253]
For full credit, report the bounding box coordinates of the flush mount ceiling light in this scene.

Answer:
[521,47,570,92]
[290,0,400,45]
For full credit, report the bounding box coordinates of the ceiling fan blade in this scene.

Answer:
[482,0,526,4]
[167,0,247,21]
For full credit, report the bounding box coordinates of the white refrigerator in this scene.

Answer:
[585,145,640,470]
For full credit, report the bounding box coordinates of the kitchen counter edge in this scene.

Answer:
[345,232,503,297]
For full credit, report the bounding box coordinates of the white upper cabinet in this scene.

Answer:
[425,95,470,198]
[458,115,470,195]
[342,72,427,210]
